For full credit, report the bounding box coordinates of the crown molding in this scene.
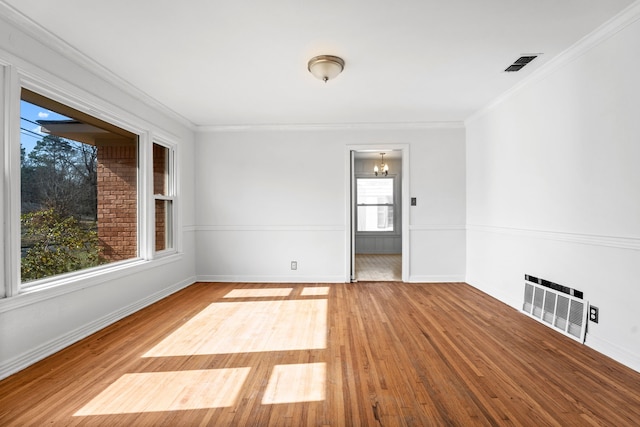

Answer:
[0,1,196,131]
[197,121,465,133]
[466,0,640,124]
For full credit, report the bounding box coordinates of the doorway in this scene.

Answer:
[347,146,409,282]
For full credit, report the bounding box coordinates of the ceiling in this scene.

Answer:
[3,0,634,128]
[354,151,401,161]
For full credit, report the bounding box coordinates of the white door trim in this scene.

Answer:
[344,144,410,282]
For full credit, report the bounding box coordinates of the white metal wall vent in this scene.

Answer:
[505,55,537,72]
[522,275,588,343]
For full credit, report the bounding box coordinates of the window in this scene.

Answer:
[153,143,175,253]
[356,177,395,232]
[20,89,139,285]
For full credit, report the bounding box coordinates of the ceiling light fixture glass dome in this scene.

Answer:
[308,55,345,82]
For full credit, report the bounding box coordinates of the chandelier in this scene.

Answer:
[374,153,389,176]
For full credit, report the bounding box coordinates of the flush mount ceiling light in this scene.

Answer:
[307,55,345,82]
[374,153,389,176]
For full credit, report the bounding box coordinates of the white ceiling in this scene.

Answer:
[3,0,634,127]
[354,150,402,161]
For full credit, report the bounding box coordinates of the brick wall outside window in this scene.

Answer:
[97,144,137,261]
[153,144,168,252]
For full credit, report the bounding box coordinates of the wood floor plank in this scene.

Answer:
[0,282,639,426]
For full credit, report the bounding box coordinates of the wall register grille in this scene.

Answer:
[522,276,588,343]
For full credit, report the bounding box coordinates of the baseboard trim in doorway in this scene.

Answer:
[408,275,466,283]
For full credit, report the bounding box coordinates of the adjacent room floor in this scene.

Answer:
[355,253,401,281]
[1,281,639,426]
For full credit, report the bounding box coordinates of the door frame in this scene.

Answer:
[345,144,410,282]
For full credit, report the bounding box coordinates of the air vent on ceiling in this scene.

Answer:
[505,55,538,72]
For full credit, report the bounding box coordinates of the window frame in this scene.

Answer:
[2,66,181,300]
[355,175,400,235]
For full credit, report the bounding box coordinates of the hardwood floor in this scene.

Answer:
[355,254,401,281]
[1,282,639,426]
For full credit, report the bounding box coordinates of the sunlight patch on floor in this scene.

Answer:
[262,363,326,404]
[74,368,251,416]
[301,286,330,296]
[223,288,293,298]
[143,299,327,357]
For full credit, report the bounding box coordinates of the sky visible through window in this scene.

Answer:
[20,100,71,155]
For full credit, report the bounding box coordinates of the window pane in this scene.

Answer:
[357,206,394,232]
[153,144,169,196]
[356,178,393,205]
[155,199,173,252]
[356,177,394,232]
[20,90,138,284]
[153,143,173,253]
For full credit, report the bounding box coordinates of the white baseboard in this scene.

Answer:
[197,275,346,283]
[585,334,640,373]
[0,276,196,381]
[408,275,466,283]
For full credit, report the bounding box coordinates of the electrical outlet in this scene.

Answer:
[589,305,599,323]
[290,261,297,270]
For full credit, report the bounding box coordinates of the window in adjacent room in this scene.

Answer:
[356,177,395,232]
[20,89,139,285]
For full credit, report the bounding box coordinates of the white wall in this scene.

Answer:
[195,126,465,283]
[0,11,197,379]
[466,8,640,371]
